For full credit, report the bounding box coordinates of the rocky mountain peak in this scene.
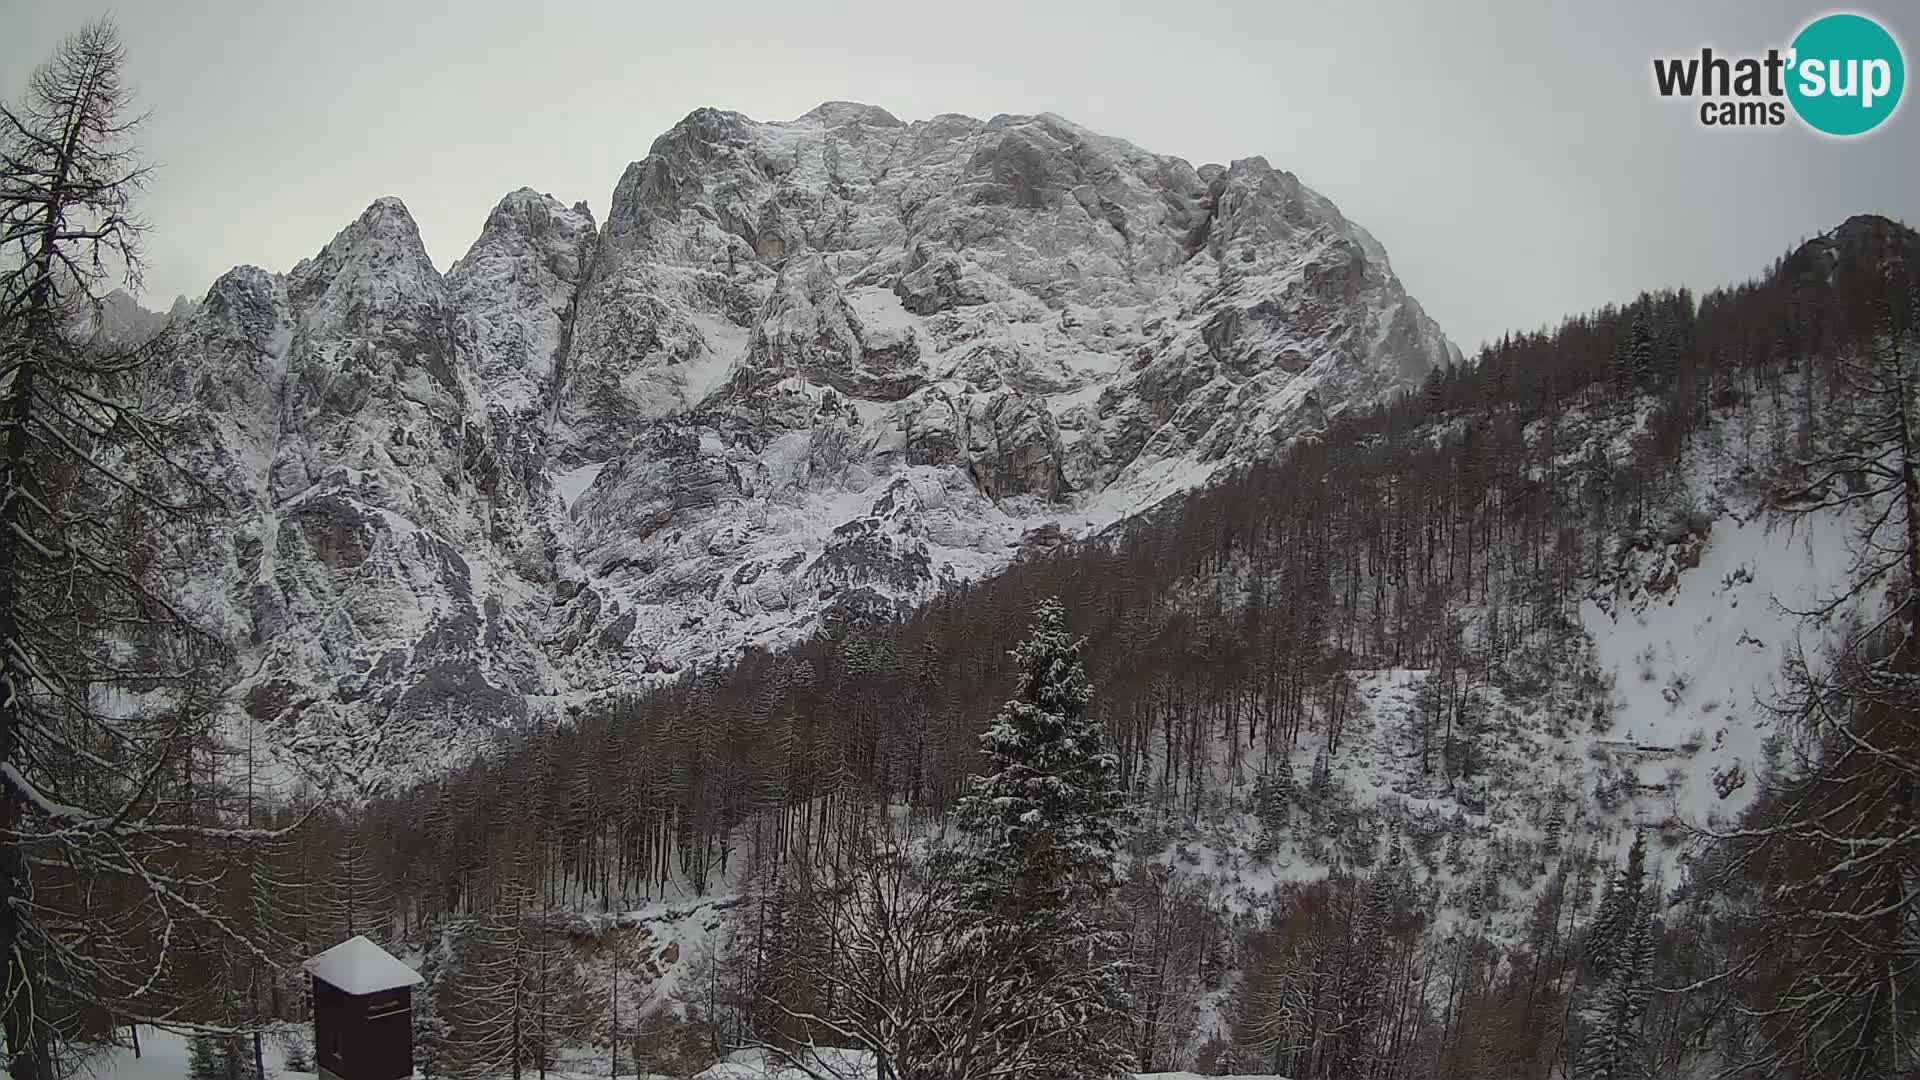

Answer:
[449,188,597,416]
[469,187,597,255]
[290,197,434,293]
[161,104,1459,785]
[797,100,905,129]
[1781,212,1920,287]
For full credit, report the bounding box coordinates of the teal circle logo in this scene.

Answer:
[1787,13,1904,136]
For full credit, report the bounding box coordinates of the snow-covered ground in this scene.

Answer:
[88,1026,307,1080]
[84,1029,1293,1080]
[1580,504,1859,827]
[554,461,610,512]
[686,1050,1295,1080]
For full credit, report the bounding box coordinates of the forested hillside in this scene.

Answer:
[248,214,1910,1079]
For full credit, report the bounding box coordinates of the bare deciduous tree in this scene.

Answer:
[754,829,960,1080]
[1,19,294,1078]
[1690,271,1920,1080]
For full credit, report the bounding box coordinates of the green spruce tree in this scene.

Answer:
[1586,829,1648,982]
[187,1034,221,1080]
[1577,906,1655,1080]
[935,597,1136,1080]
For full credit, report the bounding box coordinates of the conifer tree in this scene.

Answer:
[934,597,1136,1080]
[441,855,543,1080]
[186,1034,248,1080]
[1544,795,1567,858]
[1253,756,1293,854]
[336,822,397,943]
[1614,313,1657,392]
[187,1035,221,1080]
[1273,753,1296,809]
[1586,829,1647,982]
[1577,907,1654,1080]
[1339,842,1403,1072]
[413,948,452,1080]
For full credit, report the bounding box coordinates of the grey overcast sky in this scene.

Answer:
[4,0,1915,351]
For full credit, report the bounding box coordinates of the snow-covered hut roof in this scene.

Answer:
[303,935,423,995]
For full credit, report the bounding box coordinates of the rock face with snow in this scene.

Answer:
[167,104,1456,784]
[174,199,557,784]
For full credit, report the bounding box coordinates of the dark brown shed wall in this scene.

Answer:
[311,977,413,1080]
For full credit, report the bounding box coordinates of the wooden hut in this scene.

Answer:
[304,935,424,1080]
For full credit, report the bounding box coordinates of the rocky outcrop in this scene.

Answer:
[168,197,565,788]
[447,188,597,417]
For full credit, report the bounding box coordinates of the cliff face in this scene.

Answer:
[165,104,1455,786]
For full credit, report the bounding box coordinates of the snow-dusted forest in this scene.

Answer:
[5,17,1918,1080]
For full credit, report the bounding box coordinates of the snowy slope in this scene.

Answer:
[1123,383,1883,971]
[1580,507,1858,827]
[438,485,1867,1070]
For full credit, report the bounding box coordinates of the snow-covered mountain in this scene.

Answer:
[162,103,1456,784]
